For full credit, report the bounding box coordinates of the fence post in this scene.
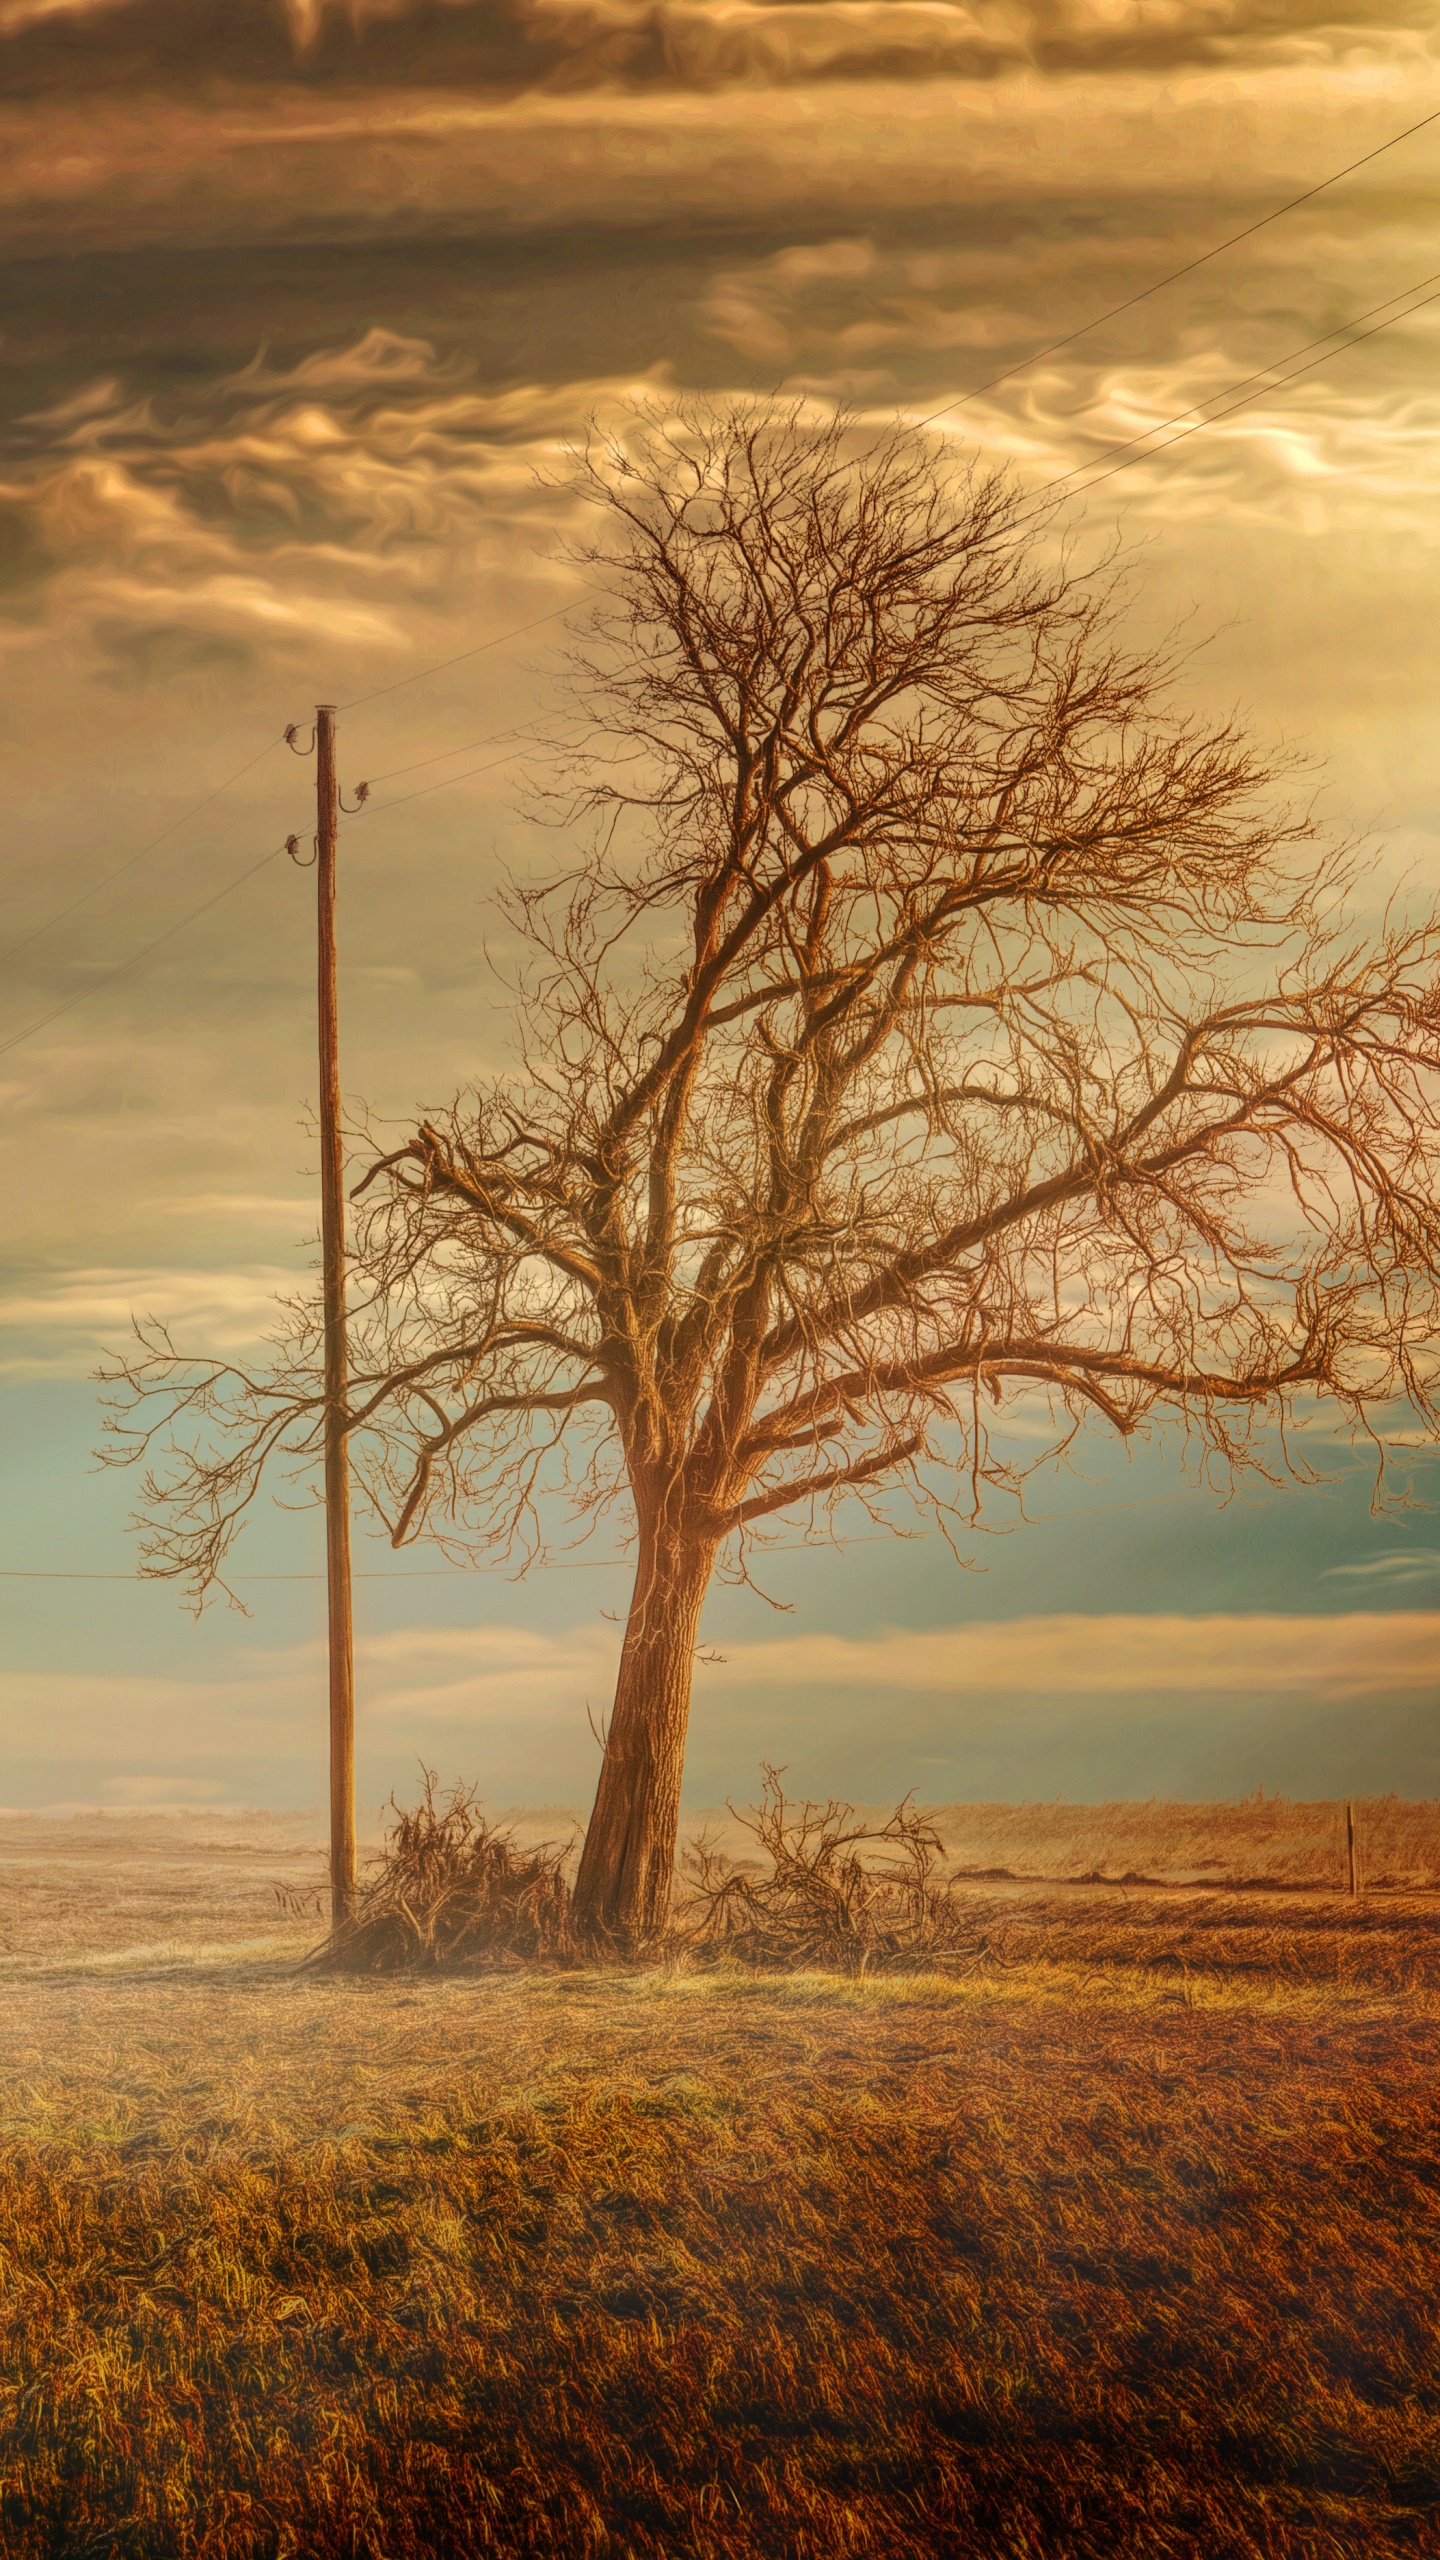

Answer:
[1345,1800,1359,1898]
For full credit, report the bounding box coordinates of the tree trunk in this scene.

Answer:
[572,1519,717,1944]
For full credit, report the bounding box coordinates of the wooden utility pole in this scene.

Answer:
[1344,1799,1359,1899]
[316,703,356,1926]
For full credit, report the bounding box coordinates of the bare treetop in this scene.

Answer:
[103,404,1440,1936]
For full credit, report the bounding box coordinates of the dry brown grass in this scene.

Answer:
[911,1794,1440,1892]
[285,1776,1440,1984]
[2,1868,1440,2555]
[0,1810,330,1965]
[3,1795,1435,1977]
[677,1794,1440,1894]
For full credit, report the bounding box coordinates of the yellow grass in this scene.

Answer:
[917,1794,1440,1889]
[3,1792,1434,1977]
[2,1811,1439,2554]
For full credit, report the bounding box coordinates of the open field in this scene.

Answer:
[1,1812,1439,2555]
[919,1795,1440,1894]
[3,1793,1437,1970]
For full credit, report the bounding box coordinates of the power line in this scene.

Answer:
[0,842,291,1063]
[359,712,588,790]
[0,736,284,973]
[0,1552,812,1582]
[362,745,531,815]
[12,197,1437,1065]
[360,728,532,786]
[338,601,577,712]
[919,101,1440,432]
[1013,262,1440,521]
[0,1486,1265,1582]
[0,727,561,1074]
[1026,268,1440,519]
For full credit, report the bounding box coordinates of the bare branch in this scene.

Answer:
[100,398,1440,1936]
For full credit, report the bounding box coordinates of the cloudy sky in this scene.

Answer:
[3,0,1440,1819]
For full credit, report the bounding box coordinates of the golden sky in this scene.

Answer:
[1,0,1439,1809]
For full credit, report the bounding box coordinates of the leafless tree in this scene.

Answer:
[102,405,1440,1943]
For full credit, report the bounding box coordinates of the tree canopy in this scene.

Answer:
[104,406,1440,1937]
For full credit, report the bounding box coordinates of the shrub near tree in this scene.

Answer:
[106,407,1440,1944]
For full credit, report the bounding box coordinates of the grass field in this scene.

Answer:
[4,1791,1435,1969]
[1,1809,1438,2556]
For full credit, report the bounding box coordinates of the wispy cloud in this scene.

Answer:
[0,67,1430,260]
[149,1194,318,1222]
[697,1613,1440,1700]
[0,1263,296,1364]
[276,1610,1440,1716]
[2,1611,1432,1810]
[358,1620,621,1720]
[1321,1552,1440,1585]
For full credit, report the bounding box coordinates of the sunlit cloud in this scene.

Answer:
[3,1609,1434,1810]
[0,1263,297,1362]
[4,0,1432,80]
[698,1612,1440,1699]
[281,1610,1440,1715]
[0,343,649,687]
[358,1620,622,1719]
[1321,1552,1440,1584]
[0,65,1432,261]
[149,1193,318,1221]
[5,0,1440,1813]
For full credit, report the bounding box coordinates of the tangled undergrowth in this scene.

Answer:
[313,1774,578,1972]
[317,1768,1018,1977]
[678,1767,998,1973]
[310,1771,1440,1992]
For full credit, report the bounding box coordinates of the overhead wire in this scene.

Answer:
[361,745,533,814]
[0,734,286,971]
[355,710,587,797]
[338,601,577,711]
[990,261,1440,530]
[0,1484,1272,1581]
[9,130,1439,1060]
[315,103,1440,730]
[1048,276,1440,510]
[0,730,570,1055]
[0,841,293,1063]
[916,99,1440,431]
[359,727,536,786]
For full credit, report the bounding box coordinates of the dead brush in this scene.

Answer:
[311,1770,579,1972]
[676,1766,995,1974]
